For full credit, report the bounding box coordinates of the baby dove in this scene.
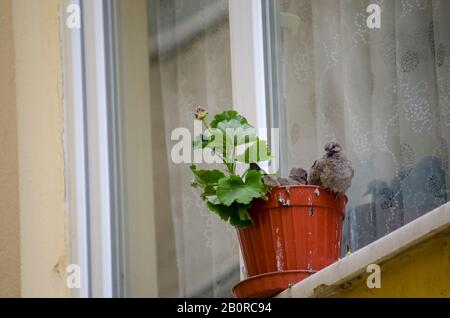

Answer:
[308,142,354,195]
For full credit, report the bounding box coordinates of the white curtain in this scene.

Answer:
[147,0,240,297]
[277,0,450,250]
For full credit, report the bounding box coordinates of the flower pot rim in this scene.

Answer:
[251,185,348,213]
[269,184,348,199]
[232,270,315,298]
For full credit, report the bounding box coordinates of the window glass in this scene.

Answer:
[115,0,239,297]
[265,0,450,252]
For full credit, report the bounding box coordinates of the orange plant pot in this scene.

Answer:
[233,185,347,297]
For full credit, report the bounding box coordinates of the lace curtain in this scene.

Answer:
[147,0,239,297]
[276,0,450,251]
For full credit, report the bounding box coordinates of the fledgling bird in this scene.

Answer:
[262,175,281,187]
[250,163,281,187]
[277,168,308,186]
[289,168,308,185]
[277,177,291,186]
[308,142,354,196]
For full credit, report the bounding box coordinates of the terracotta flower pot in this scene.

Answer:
[233,185,347,297]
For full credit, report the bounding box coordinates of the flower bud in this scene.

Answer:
[194,106,208,120]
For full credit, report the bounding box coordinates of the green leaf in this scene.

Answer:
[206,202,253,228]
[230,214,252,228]
[205,195,220,205]
[190,165,225,185]
[194,111,257,162]
[236,138,272,163]
[206,202,231,222]
[210,109,249,128]
[217,170,265,206]
[202,128,226,153]
[189,109,270,228]
[204,121,257,162]
[217,121,257,145]
[192,132,214,150]
[238,208,252,222]
[190,165,225,197]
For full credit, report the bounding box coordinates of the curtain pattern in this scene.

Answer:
[148,0,239,297]
[277,0,450,251]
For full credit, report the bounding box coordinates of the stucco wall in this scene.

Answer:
[12,0,68,297]
[0,0,21,298]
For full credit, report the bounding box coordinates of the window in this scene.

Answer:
[65,0,264,299]
[112,0,239,297]
[263,0,450,252]
[64,0,450,298]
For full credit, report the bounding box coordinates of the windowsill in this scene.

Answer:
[276,201,450,298]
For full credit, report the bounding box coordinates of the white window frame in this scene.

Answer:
[229,0,285,176]
[229,0,268,140]
[228,0,269,279]
[61,0,90,298]
[62,0,115,298]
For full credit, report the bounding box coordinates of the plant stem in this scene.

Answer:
[231,143,236,174]
[202,119,234,175]
[226,163,234,175]
[202,120,211,133]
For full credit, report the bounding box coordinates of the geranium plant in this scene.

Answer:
[190,107,272,228]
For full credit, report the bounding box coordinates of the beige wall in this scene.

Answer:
[0,0,68,297]
[0,0,21,298]
[13,0,68,297]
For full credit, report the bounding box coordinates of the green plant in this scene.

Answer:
[190,107,272,228]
